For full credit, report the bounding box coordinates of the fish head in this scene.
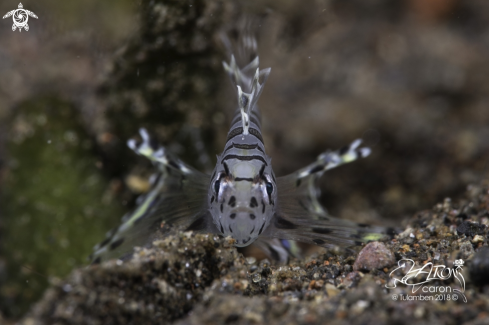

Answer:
[209,158,276,246]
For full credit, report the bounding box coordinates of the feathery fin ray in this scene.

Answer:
[90,129,214,263]
[264,139,395,250]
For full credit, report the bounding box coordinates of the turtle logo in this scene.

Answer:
[2,3,38,32]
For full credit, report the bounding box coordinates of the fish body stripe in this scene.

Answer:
[224,143,265,154]
[226,127,264,144]
[222,154,268,165]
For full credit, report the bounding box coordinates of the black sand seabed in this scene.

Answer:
[19,180,489,324]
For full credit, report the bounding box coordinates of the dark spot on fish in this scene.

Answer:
[223,162,230,175]
[211,171,216,180]
[357,223,369,228]
[250,226,255,234]
[229,196,236,207]
[250,214,256,220]
[312,228,332,234]
[309,165,324,174]
[110,238,124,250]
[149,137,159,150]
[339,145,349,155]
[230,213,236,219]
[220,203,223,213]
[250,197,258,208]
[168,160,180,170]
[313,239,326,245]
[274,215,297,229]
[262,201,265,213]
[258,222,266,235]
[98,237,111,249]
[92,257,101,264]
[229,225,233,233]
[210,196,215,204]
[296,178,301,187]
[219,221,224,234]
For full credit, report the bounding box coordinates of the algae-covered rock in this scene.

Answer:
[0,97,124,318]
[99,0,240,175]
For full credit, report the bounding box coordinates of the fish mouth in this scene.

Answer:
[234,236,255,247]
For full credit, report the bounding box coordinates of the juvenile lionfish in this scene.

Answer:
[91,32,390,264]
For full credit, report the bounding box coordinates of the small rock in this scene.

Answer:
[472,235,484,243]
[457,221,485,237]
[342,272,363,288]
[469,247,489,286]
[353,242,395,272]
[325,284,340,297]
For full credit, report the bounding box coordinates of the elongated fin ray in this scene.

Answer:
[90,129,216,263]
[263,139,396,249]
[277,139,371,220]
[263,213,393,250]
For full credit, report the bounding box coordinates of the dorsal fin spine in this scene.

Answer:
[224,55,271,133]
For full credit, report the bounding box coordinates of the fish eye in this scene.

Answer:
[266,181,273,195]
[214,179,221,194]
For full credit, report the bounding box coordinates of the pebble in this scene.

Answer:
[353,242,395,271]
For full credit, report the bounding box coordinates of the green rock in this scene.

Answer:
[1,97,124,318]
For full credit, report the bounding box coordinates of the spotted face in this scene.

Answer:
[209,157,276,247]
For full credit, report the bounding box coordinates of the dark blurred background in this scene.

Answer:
[1,0,489,321]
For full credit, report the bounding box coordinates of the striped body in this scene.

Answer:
[209,92,276,247]
[90,33,393,265]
